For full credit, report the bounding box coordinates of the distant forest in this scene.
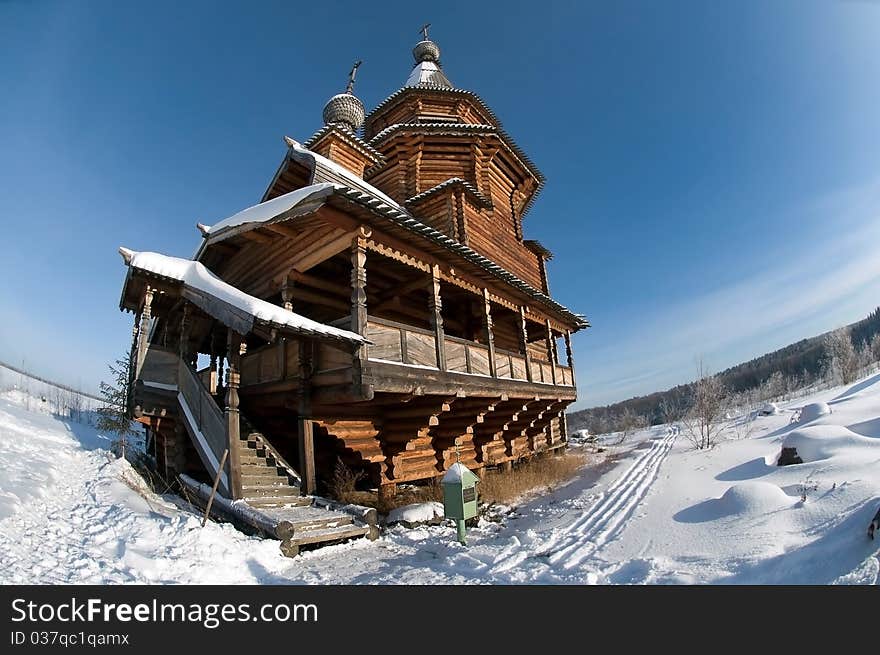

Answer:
[568,306,880,434]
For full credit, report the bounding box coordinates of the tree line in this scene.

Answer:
[569,306,880,440]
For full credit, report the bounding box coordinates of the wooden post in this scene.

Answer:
[136,286,153,376]
[519,306,533,383]
[202,448,229,527]
[225,330,243,499]
[211,329,225,397]
[281,279,294,312]
[179,303,191,363]
[546,319,558,386]
[297,416,316,496]
[429,265,446,370]
[378,482,397,506]
[209,353,218,395]
[298,340,317,496]
[482,288,497,377]
[564,330,575,370]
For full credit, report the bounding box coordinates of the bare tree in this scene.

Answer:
[824,327,859,385]
[658,395,686,426]
[871,333,880,364]
[683,360,727,450]
[613,408,648,445]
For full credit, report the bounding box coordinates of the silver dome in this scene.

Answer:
[413,39,440,63]
[322,93,366,131]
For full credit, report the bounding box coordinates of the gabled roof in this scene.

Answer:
[202,183,335,242]
[196,142,588,330]
[118,248,365,345]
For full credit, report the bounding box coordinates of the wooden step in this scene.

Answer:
[245,496,312,508]
[288,523,370,547]
[240,467,287,478]
[242,484,302,497]
[240,462,282,472]
[241,477,293,488]
[290,514,353,532]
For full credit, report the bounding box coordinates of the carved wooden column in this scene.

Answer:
[429,265,446,370]
[350,227,369,350]
[225,330,243,499]
[136,286,153,375]
[519,306,533,383]
[179,303,191,364]
[546,319,558,386]
[482,288,497,377]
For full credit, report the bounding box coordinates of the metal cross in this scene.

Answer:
[420,23,431,40]
[346,60,362,94]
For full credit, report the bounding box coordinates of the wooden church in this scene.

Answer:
[118,30,588,547]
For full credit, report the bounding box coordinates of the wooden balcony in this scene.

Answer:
[236,314,575,400]
[235,316,574,404]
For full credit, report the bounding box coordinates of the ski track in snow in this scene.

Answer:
[487,425,678,577]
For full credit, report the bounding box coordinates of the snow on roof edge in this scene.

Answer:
[119,248,365,344]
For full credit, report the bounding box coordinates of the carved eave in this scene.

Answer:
[406,177,493,210]
[523,240,553,261]
[364,85,502,135]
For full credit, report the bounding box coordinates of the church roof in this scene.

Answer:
[118,248,366,344]
[405,60,453,88]
[197,141,587,329]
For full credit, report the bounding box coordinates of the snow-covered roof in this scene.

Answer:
[119,248,365,344]
[405,61,452,88]
[199,141,586,330]
[204,183,335,239]
[284,137,402,209]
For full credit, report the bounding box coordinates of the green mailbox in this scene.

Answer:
[442,463,480,545]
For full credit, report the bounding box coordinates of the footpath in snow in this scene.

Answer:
[2,362,880,584]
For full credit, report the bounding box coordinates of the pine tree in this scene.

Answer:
[97,352,138,440]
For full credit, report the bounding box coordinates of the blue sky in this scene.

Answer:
[1,1,879,409]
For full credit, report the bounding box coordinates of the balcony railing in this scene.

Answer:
[365,316,573,386]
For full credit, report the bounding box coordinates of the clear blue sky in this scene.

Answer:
[1,1,879,410]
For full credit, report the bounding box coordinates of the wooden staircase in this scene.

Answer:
[237,430,307,508]
[231,426,376,555]
[136,345,377,556]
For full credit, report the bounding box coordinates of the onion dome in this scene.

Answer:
[405,27,452,88]
[322,60,365,131]
[413,39,440,63]
[322,93,365,132]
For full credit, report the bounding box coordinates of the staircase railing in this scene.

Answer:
[176,357,232,497]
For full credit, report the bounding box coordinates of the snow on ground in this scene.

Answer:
[2,363,880,584]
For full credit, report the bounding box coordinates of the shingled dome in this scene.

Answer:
[400,30,451,88]
[413,39,440,63]
[322,92,365,131]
